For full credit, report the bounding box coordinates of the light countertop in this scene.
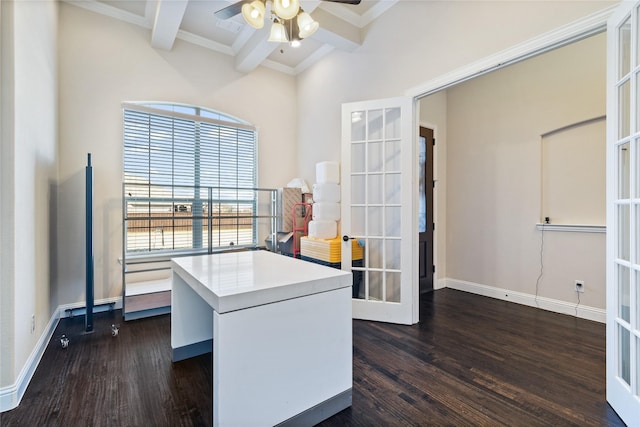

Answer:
[171,250,352,313]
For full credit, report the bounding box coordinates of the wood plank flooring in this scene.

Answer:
[0,289,625,426]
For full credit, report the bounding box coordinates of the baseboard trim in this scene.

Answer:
[276,388,352,427]
[0,309,59,412]
[172,339,213,362]
[434,278,447,290]
[124,305,171,321]
[0,296,123,412]
[444,278,605,323]
[57,296,122,319]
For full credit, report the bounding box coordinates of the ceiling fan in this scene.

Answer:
[215,0,362,46]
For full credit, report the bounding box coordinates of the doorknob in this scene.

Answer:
[342,235,353,242]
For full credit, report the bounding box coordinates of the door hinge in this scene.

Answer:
[432,265,436,273]
[432,223,435,231]
[432,180,436,188]
[432,138,436,146]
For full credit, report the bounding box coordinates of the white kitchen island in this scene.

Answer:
[171,250,353,427]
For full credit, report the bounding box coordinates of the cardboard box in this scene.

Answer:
[278,187,302,232]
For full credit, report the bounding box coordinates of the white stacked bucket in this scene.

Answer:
[309,161,340,239]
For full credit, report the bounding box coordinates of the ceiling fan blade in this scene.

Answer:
[214,1,246,20]
[322,0,362,4]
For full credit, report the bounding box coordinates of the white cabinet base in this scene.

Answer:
[171,251,353,426]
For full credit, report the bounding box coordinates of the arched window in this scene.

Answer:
[122,102,260,255]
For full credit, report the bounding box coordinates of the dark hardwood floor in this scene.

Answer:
[1,289,625,426]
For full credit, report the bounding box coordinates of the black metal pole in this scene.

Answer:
[86,153,94,333]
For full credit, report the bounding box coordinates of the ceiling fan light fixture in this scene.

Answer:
[272,0,300,20]
[241,0,266,29]
[297,11,319,39]
[268,20,289,43]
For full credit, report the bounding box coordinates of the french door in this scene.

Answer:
[606,0,640,424]
[341,97,418,325]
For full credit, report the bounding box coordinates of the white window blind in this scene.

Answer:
[123,103,258,255]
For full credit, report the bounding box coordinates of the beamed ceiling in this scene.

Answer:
[65,0,399,75]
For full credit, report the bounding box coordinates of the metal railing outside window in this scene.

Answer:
[123,182,278,257]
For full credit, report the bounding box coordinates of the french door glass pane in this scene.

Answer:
[619,324,631,385]
[351,175,365,204]
[386,140,401,171]
[637,208,640,264]
[386,272,401,303]
[368,207,382,237]
[636,139,640,198]
[351,111,366,141]
[636,74,640,131]
[637,337,640,396]
[385,108,401,139]
[636,270,640,327]
[369,271,383,301]
[637,7,640,66]
[619,264,631,322]
[368,239,383,268]
[620,16,631,78]
[619,79,631,138]
[368,141,383,172]
[369,110,383,140]
[386,240,401,270]
[619,205,631,261]
[619,142,630,199]
[385,174,401,204]
[352,143,365,173]
[368,175,383,204]
[385,207,401,237]
[351,207,365,235]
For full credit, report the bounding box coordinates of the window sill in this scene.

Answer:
[119,245,266,265]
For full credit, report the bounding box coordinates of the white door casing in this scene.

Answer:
[341,97,418,325]
[606,1,640,424]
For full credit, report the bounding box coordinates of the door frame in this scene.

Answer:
[419,119,443,290]
[418,124,436,293]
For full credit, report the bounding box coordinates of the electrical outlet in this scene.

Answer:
[575,280,585,293]
[31,314,35,333]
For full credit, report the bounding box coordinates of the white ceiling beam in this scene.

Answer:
[145,0,158,25]
[235,26,280,73]
[309,7,361,52]
[150,0,189,51]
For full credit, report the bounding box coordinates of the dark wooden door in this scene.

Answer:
[419,127,434,293]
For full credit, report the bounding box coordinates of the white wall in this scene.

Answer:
[0,0,58,396]
[445,32,607,309]
[55,4,298,307]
